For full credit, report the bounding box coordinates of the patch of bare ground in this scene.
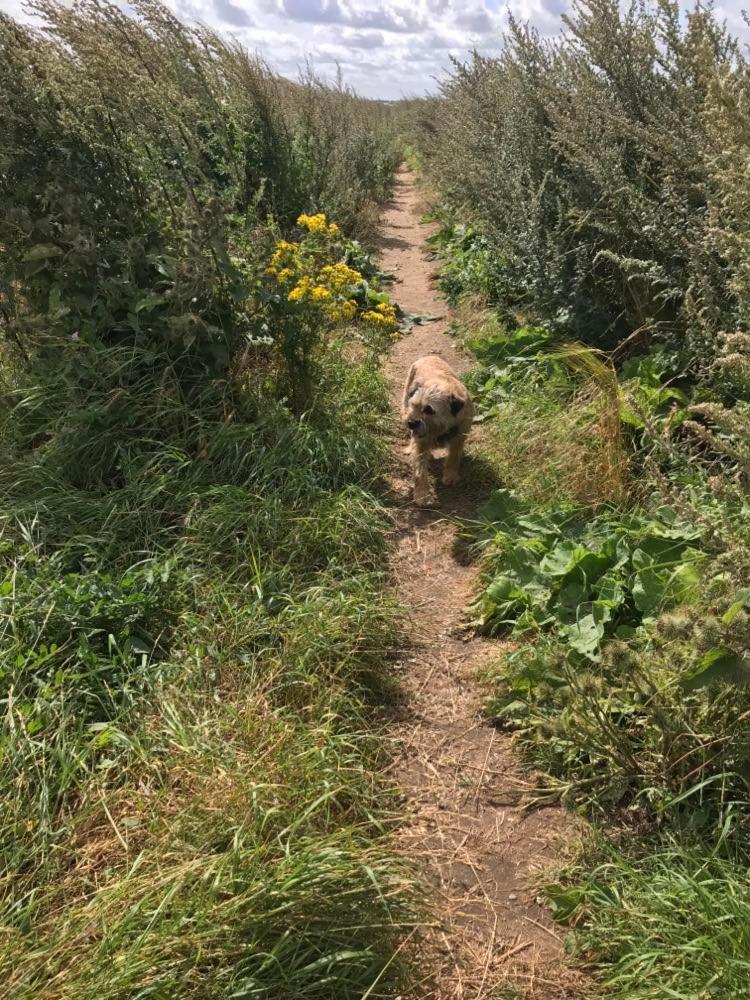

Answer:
[380,167,585,999]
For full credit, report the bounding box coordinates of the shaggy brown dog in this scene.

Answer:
[402,354,474,506]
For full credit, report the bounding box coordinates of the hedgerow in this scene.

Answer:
[414,3,750,992]
[0,2,412,995]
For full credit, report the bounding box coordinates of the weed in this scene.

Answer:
[0,3,411,994]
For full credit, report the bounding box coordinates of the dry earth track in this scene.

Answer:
[380,166,584,1000]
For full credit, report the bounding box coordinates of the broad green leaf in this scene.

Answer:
[562,601,612,657]
[478,489,526,531]
[682,647,750,690]
[540,541,584,577]
[722,588,750,625]
[24,243,63,262]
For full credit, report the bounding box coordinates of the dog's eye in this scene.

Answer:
[423,405,435,415]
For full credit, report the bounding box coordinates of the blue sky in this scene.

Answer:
[2,1,749,99]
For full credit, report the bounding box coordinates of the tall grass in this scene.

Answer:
[553,835,750,998]
[420,0,749,373]
[0,2,411,994]
[414,6,750,991]
[0,347,415,996]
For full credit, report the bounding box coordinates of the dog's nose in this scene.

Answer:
[407,419,420,431]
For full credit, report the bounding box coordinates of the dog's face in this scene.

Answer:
[404,383,464,439]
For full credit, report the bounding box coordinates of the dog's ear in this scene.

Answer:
[407,383,421,400]
[450,395,465,416]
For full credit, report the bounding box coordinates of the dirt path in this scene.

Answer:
[381,167,580,999]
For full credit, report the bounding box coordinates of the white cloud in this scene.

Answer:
[2,0,750,99]
[213,0,254,26]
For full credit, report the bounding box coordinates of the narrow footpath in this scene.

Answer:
[381,167,581,999]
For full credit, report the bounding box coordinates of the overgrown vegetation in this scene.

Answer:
[0,2,412,995]
[415,1,750,994]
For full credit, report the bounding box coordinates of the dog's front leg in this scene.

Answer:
[412,440,435,507]
[442,434,466,486]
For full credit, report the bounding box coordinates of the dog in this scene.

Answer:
[402,354,474,506]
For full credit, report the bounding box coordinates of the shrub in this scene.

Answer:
[0,4,410,995]
[420,0,746,367]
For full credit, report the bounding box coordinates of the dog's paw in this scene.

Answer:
[441,470,460,486]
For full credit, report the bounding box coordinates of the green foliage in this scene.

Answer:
[463,324,555,417]
[549,837,750,998]
[426,220,508,305]
[459,313,627,506]
[419,0,750,368]
[618,353,690,432]
[0,344,414,997]
[473,490,703,658]
[410,3,750,993]
[0,4,410,994]
[484,578,750,822]
[0,1,400,403]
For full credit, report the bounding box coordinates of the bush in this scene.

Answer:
[420,0,747,368]
[0,1,399,399]
[0,3,411,995]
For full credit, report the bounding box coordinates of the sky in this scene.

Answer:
[2,0,749,100]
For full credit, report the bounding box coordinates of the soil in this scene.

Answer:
[380,167,584,999]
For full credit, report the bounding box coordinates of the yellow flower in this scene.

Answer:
[319,262,362,291]
[288,276,314,302]
[327,223,340,235]
[270,240,300,268]
[277,267,295,282]
[326,299,357,322]
[311,285,332,301]
[297,213,328,234]
[362,306,398,331]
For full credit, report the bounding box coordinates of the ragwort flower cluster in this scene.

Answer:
[265,213,398,333]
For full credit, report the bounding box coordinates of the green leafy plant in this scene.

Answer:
[472,489,703,658]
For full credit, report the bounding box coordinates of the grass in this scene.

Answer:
[0,4,415,989]
[551,834,750,998]
[431,304,750,995]
[0,344,414,996]
[460,312,626,507]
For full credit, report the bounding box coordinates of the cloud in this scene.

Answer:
[280,0,346,24]
[5,0,750,100]
[341,29,386,49]
[455,8,495,32]
[347,5,428,33]
[213,0,253,26]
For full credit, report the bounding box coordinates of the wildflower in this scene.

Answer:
[361,309,386,325]
[277,267,294,282]
[327,223,340,235]
[319,262,362,291]
[270,240,300,269]
[297,213,328,234]
[311,285,332,301]
[361,300,398,331]
[288,276,315,302]
[327,300,357,322]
